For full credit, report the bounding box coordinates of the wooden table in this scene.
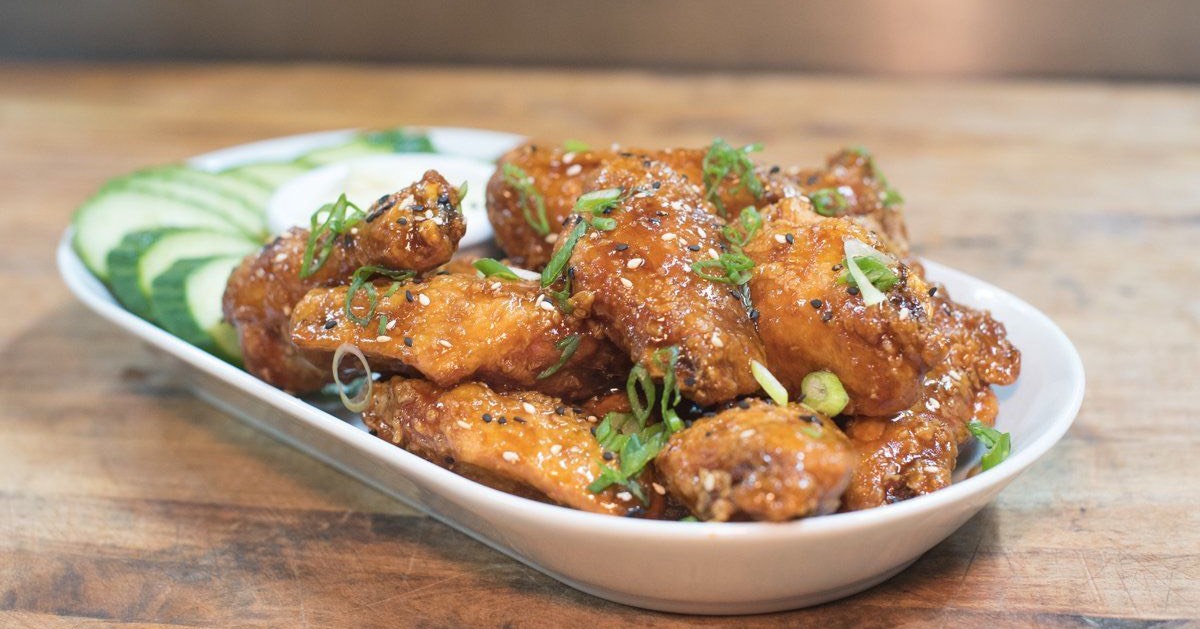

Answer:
[2,63,1196,627]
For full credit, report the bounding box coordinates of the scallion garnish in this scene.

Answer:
[536,334,581,380]
[841,238,894,306]
[800,370,849,416]
[563,139,591,153]
[702,138,764,217]
[541,219,588,288]
[626,364,657,424]
[849,146,904,208]
[502,163,550,236]
[691,206,759,287]
[299,194,365,279]
[473,257,521,281]
[967,420,1011,471]
[456,180,469,203]
[345,265,416,326]
[332,343,373,413]
[653,346,684,432]
[750,360,787,406]
[809,188,848,217]
[721,206,763,249]
[838,256,899,292]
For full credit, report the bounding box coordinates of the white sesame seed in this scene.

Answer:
[424,209,434,219]
[376,335,391,342]
[490,282,502,291]
[273,252,288,263]
[550,444,563,456]
[522,402,537,415]
[418,293,431,306]
[431,216,444,226]
[255,268,266,278]
[566,163,582,176]
[456,420,471,429]
[696,227,708,238]
[740,428,756,439]
[616,491,633,501]
[652,482,666,495]
[661,232,677,241]
[923,465,942,475]
[774,233,788,244]
[502,451,520,463]
[708,248,720,259]
[626,258,644,269]
[386,319,397,330]
[539,300,556,311]
[563,152,576,164]
[349,227,359,235]
[534,294,545,307]
[587,415,598,423]
[619,277,633,288]
[545,233,559,243]
[438,339,453,348]
[702,471,716,492]
[948,370,962,381]
[926,398,942,411]
[898,308,910,320]
[711,332,724,348]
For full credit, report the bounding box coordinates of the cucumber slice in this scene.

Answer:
[107,229,258,319]
[294,139,391,167]
[295,128,435,167]
[150,255,244,362]
[72,188,243,280]
[106,168,266,237]
[162,165,272,210]
[221,162,309,188]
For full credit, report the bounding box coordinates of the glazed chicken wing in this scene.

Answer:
[743,197,947,416]
[363,377,650,516]
[288,272,629,402]
[222,171,466,392]
[656,400,854,521]
[562,156,766,405]
[841,297,1020,510]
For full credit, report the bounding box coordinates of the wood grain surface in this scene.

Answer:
[1,63,1197,628]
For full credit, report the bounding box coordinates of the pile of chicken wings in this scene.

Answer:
[222,140,1020,521]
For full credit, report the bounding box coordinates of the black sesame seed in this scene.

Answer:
[652,181,662,189]
[602,451,615,461]
[403,336,413,347]
[377,194,391,206]
[368,428,378,436]
[687,244,701,252]
[555,405,567,415]
[567,266,576,279]
[437,193,451,205]
[649,218,661,227]
[737,399,750,410]
[498,417,507,425]
[323,319,337,329]
[365,206,387,223]
[832,264,843,272]
[785,233,795,244]
[590,426,597,435]
[513,417,526,424]
[684,376,697,387]
[822,311,834,322]
[643,160,652,168]
[806,174,820,185]
[482,413,493,423]
[705,431,715,438]
[800,414,820,424]
[411,204,424,213]
[615,243,630,251]
[626,506,646,518]
[405,290,414,303]
[749,308,760,321]
[928,286,938,297]
[810,299,823,309]
[769,165,781,174]
[848,286,860,296]
[397,217,408,225]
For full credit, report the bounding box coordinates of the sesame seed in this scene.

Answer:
[702,472,716,492]
[566,163,582,176]
[602,451,615,461]
[376,335,391,342]
[550,444,563,455]
[774,234,787,244]
[502,451,520,463]
[405,290,414,303]
[847,286,860,296]
[928,286,938,297]
[652,482,666,495]
[661,232,677,241]
[926,398,942,411]
[273,252,288,263]
[424,209,434,219]
[708,248,720,259]
[620,277,633,288]
[822,311,834,322]
[456,420,471,429]
[627,258,644,269]
[522,402,537,414]
[418,293,431,306]
[386,319,397,330]
[323,319,337,329]
[403,336,413,347]
[810,299,823,309]
[437,339,452,348]
[740,428,756,439]
[534,293,545,307]
[498,416,507,425]
[711,332,724,348]
[616,491,633,501]
[490,281,502,291]
[687,244,701,252]
[923,465,942,475]
[545,233,558,243]
[554,405,566,415]
[539,300,555,311]
[614,243,629,251]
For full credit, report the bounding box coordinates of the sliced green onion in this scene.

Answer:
[563,139,591,153]
[456,180,469,203]
[300,194,364,279]
[576,188,623,213]
[750,360,787,406]
[626,364,657,424]
[702,138,764,216]
[590,216,617,231]
[653,346,684,433]
[345,265,416,326]
[332,343,372,413]
[536,334,581,379]
[541,219,587,289]
[967,420,1012,471]
[722,206,763,248]
[842,247,886,307]
[473,257,521,281]
[801,370,849,416]
[502,162,549,236]
[691,251,754,285]
[839,256,899,292]
[809,188,848,217]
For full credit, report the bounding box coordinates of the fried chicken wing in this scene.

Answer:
[222,170,466,392]
[786,148,913,257]
[289,273,628,402]
[744,197,947,416]
[487,142,799,269]
[563,157,766,405]
[363,378,649,516]
[841,297,1020,510]
[655,400,854,521]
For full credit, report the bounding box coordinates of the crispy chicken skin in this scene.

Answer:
[363,378,649,516]
[744,197,947,417]
[289,273,628,402]
[786,148,913,257]
[222,170,466,392]
[563,156,766,405]
[656,400,854,521]
[841,297,1020,510]
[487,142,800,269]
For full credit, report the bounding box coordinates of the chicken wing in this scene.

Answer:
[744,197,947,416]
[655,400,854,521]
[562,156,766,405]
[222,171,466,392]
[363,377,650,516]
[288,272,629,402]
[841,297,1020,510]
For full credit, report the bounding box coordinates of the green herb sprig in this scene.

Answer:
[702,138,764,217]
[299,194,365,279]
[502,163,550,236]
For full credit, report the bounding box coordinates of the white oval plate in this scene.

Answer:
[58,128,1084,614]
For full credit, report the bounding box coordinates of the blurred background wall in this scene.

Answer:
[3,0,1199,81]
